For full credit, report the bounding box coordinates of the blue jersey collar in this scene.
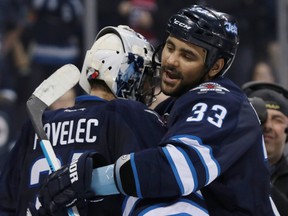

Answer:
[75,95,108,103]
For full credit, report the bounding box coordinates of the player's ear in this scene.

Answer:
[208,58,225,78]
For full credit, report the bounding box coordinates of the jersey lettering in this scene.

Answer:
[33,118,99,150]
[69,159,78,183]
[186,103,227,128]
[30,158,53,186]
[207,105,227,128]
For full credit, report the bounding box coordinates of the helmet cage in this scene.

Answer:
[115,52,159,106]
[136,65,160,106]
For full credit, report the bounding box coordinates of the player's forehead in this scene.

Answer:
[166,36,206,57]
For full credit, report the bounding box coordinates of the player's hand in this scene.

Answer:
[38,151,106,214]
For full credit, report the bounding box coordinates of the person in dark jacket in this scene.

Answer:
[243,81,288,216]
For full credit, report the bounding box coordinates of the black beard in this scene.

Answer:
[160,65,183,80]
[160,65,208,97]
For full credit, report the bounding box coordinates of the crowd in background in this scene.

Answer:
[0,0,279,171]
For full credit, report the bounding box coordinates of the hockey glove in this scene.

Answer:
[27,203,67,216]
[27,204,49,216]
[38,151,107,214]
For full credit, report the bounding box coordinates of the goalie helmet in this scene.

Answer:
[166,5,239,76]
[79,25,158,105]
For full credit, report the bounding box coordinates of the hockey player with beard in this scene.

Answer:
[37,5,280,216]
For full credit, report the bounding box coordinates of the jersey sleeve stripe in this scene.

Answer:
[162,146,184,194]
[176,146,198,189]
[171,135,221,185]
[122,196,140,216]
[269,196,281,216]
[162,144,195,195]
[137,198,209,216]
[130,153,143,198]
[195,190,204,199]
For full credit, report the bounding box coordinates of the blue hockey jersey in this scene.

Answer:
[122,191,209,216]
[0,95,167,215]
[116,77,279,215]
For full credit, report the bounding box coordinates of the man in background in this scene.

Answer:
[243,81,288,216]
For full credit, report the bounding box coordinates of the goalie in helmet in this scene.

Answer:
[37,5,279,216]
[0,25,167,215]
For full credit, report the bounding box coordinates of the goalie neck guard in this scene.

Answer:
[79,25,158,106]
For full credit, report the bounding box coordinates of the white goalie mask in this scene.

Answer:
[79,25,159,105]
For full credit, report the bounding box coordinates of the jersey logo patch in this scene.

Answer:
[64,108,86,112]
[192,82,230,94]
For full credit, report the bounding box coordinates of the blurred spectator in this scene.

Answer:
[152,0,194,46]
[3,0,86,143]
[0,0,24,104]
[266,41,281,82]
[0,0,25,171]
[118,0,158,45]
[251,62,276,83]
[243,81,288,216]
[96,0,127,31]
[22,0,84,100]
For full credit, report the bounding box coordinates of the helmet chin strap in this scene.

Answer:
[200,56,224,82]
